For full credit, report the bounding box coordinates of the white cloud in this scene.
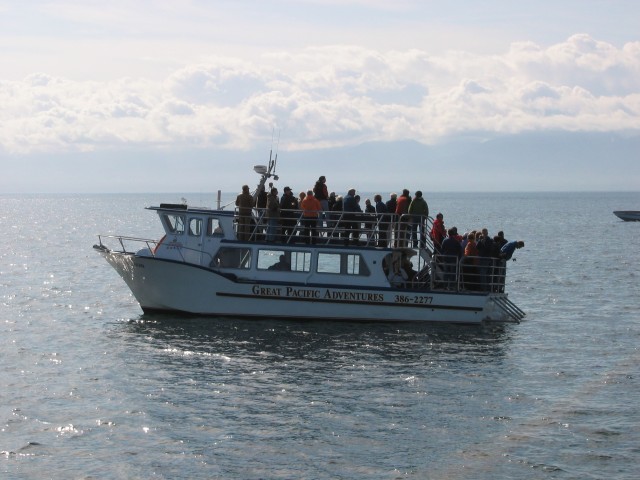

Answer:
[1,35,639,155]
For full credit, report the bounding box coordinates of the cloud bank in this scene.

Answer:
[1,35,638,155]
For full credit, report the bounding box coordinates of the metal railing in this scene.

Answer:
[95,235,159,254]
[234,208,434,250]
[95,234,215,265]
[430,254,507,293]
[491,295,526,322]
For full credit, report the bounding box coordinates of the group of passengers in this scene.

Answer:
[236,176,438,247]
[235,177,524,260]
[433,218,525,291]
[385,214,525,291]
[235,178,525,291]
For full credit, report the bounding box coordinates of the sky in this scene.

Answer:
[1,0,639,193]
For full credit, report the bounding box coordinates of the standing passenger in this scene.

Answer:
[364,198,376,243]
[408,191,429,248]
[313,176,329,211]
[395,189,411,247]
[342,188,361,245]
[386,193,398,246]
[265,187,280,242]
[374,194,389,247]
[279,186,298,242]
[441,227,463,290]
[313,176,329,229]
[235,185,254,241]
[300,190,322,244]
[476,228,495,291]
[463,232,479,290]
[430,213,446,253]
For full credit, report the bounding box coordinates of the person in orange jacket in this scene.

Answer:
[430,213,447,253]
[300,190,322,244]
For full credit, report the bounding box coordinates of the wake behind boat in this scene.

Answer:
[94,157,525,324]
[613,211,640,222]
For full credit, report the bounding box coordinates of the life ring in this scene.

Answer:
[153,235,166,255]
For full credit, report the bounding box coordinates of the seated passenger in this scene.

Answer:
[402,258,417,282]
[387,256,408,287]
[268,254,291,271]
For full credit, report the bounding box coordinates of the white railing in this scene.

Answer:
[95,235,159,254]
[95,234,216,265]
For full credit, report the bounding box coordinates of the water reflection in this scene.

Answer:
[112,314,512,365]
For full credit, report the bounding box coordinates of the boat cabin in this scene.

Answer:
[147,204,401,288]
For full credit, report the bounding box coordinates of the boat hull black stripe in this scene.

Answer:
[216,292,482,312]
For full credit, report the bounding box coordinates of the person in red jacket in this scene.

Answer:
[430,213,446,253]
[395,189,411,247]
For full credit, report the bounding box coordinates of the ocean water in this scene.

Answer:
[1,191,639,479]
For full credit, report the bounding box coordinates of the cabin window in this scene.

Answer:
[212,247,252,269]
[163,214,185,234]
[346,253,370,276]
[317,253,341,274]
[257,249,311,272]
[207,218,224,236]
[317,252,370,276]
[188,218,202,236]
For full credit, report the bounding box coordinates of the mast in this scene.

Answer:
[253,135,280,201]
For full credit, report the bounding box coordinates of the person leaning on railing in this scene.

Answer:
[500,240,525,260]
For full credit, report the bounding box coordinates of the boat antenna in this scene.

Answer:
[268,128,280,177]
[252,134,280,202]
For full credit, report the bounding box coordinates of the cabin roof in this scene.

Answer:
[147,205,235,216]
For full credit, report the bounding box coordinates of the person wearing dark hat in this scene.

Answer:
[279,186,298,242]
[408,190,429,248]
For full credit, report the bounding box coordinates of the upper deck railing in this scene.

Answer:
[235,208,435,250]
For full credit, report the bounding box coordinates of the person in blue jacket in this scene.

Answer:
[500,240,525,260]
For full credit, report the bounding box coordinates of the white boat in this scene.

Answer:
[613,211,640,222]
[94,159,525,324]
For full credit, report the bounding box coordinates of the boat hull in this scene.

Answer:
[613,210,640,222]
[99,250,512,324]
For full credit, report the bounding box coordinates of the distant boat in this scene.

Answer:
[613,211,640,222]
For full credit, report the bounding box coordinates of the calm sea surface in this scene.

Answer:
[1,191,639,479]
